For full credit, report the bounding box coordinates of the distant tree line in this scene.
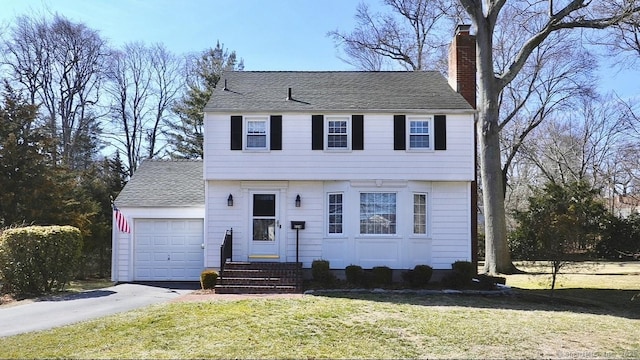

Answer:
[0,12,243,277]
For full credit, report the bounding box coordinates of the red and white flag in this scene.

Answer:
[114,206,131,233]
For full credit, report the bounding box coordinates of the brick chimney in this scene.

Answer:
[448,24,476,109]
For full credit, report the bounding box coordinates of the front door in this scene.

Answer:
[249,193,280,260]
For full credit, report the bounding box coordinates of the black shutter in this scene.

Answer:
[230,115,242,150]
[434,115,447,150]
[312,115,324,150]
[270,115,282,150]
[352,115,364,150]
[393,115,406,150]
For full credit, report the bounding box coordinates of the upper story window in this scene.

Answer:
[394,114,445,151]
[245,117,268,150]
[409,120,430,149]
[231,115,282,151]
[407,116,432,150]
[327,117,350,150]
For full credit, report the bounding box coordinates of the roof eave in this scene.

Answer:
[205,108,476,115]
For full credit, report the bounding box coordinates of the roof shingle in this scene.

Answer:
[205,71,473,112]
[115,159,204,207]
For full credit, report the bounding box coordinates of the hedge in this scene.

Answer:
[0,225,83,295]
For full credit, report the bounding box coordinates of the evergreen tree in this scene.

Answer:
[0,82,51,226]
[510,181,609,291]
[166,42,243,158]
[76,153,128,277]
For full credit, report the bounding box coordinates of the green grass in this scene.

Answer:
[0,264,639,359]
[1,295,639,358]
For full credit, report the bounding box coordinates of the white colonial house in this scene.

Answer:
[112,26,477,283]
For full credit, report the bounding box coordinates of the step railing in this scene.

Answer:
[220,228,233,274]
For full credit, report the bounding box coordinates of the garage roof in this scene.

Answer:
[115,159,204,207]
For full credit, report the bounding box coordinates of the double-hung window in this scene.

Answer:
[246,117,268,150]
[413,193,427,234]
[328,193,343,234]
[360,192,396,235]
[408,117,431,149]
[326,117,349,150]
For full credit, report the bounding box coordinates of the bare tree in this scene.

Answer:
[2,13,108,169]
[522,96,625,185]
[104,42,183,175]
[104,42,149,176]
[146,43,182,159]
[459,0,640,274]
[328,0,457,71]
[499,29,598,197]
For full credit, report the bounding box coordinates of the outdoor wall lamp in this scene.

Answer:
[227,194,233,207]
[295,194,301,207]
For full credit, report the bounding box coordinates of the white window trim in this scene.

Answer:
[325,115,351,151]
[406,115,434,151]
[244,115,269,151]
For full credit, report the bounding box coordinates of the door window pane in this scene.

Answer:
[253,219,275,241]
[253,194,275,216]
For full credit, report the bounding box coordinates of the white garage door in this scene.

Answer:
[134,219,204,281]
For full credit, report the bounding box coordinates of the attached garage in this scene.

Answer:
[112,160,205,283]
[133,219,204,281]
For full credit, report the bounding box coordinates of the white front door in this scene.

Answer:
[249,192,281,260]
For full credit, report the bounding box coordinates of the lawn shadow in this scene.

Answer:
[309,288,640,320]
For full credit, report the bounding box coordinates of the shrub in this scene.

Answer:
[0,226,82,295]
[441,261,475,289]
[372,266,392,286]
[452,261,475,279]
[402,264,433,288]
[345,265,364,285]
[311,259,335,286]
[200,269,218,289]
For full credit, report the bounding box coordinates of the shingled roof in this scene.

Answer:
[204,71,473,113]
[115,159,204,207]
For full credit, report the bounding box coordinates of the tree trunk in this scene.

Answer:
[475,17,517,275]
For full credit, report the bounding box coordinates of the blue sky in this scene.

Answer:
[0,0,638,98]
[0,0,365,71]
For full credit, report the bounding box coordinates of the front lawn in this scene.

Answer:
[1,293,639,358]
[0,262,638,359]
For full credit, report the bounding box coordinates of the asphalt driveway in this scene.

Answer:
[0,282,198,337]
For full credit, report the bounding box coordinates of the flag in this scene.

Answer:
[114,206,131,233]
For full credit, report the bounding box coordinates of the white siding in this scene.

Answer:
[206,179,471,270]
[204,113,474,182]
[111,207,205,282]
[205,181,325,269]
[430,182,472,269]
